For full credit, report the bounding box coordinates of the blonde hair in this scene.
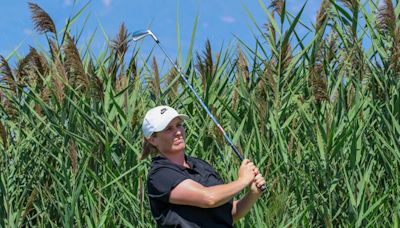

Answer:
[141,137,159,160]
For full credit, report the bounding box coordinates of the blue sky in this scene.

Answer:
[0,0,321,66]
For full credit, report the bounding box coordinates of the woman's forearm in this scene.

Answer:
[169,178,252,208]
[204,179,249,208]
[232,191,261,221]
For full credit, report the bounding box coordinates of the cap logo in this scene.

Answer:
[160,108,167,114]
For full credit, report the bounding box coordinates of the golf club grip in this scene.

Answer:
[232,145,267,192]
[260,184,267,192]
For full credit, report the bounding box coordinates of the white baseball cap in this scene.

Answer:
[142,106,189,138]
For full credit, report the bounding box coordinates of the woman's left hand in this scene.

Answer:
[249,167,265,195]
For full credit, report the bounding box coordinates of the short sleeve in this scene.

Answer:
[147,167,189,203]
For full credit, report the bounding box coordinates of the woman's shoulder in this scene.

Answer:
[188,156,217,171]
[148,156,183,174]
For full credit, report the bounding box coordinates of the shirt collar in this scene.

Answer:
[152,154,196,170]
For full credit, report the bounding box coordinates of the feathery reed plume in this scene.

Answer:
[34,87,51,115]
[316,0,331,32]
[237,47,250,85]
[391,28,400,75]
[166,64,179,98]
[25,47,49,90]
[196,53,206,89]
[324,29,338,64]
[127,56,138,82]
[28,2,57,35]
[50,38,67,80]
[21,188,38,219]
[0,90,17,118]
[377,0,396,35]
[270,0,285,16]
[29,47,49,78]
[0,121,7,150]
[64,33,89,92]
[49,39,67,102]
[339,0,359,10]
[256,63,269,135]
[204,40,214,77]
[376,0,400,74]
[0,55,17,92]
[196,40,214,92]
[52,67,66,103]
[310,64,328,103]
[111,23,130,61]
[263,22,276,44]
[151,56,161,100]
[116,72,128,93]
[87,60,103,100]
[265,60,277,95]
[69,140,78,174]
[49,38,60,62]
[15,51,38,86]
[211,107,224,146]
[281,42,292,73]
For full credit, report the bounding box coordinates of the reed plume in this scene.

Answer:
[116,72,128,93]
[28,2,57,35]
[376,0,396,35]
[64,33,89,92]
[196,39,214,92]
[270,0,284,16]
[265,60,277,95]
[325,29,338,64]
[392,29,400,75]
[88,60,103,100]
[281,42,292,73]
[256,75,268,135]
[310,64,328,103]
[237,48,250,85]
[151,56,161,100]
[127,56,138,82]
[0,121,7,150]
[0,55,17,92]
[376,0,400,75]
[49,38,67,103]
[69,140,78,174]
[339,0,359,11]
[166,64,179,98]
[204,40,214,77]
[15,50,40,87]
[111,23,130,61]
[316,0,331,32]
[29,47,49,77]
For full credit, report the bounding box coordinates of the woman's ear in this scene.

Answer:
[146,135,157,147]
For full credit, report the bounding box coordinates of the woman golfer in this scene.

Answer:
[142,105,265,227]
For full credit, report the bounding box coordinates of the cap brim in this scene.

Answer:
[153,114,189,133]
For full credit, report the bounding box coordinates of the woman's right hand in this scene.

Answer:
[238,159,256,185]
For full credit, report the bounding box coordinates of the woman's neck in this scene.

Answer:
[160,151,189,168]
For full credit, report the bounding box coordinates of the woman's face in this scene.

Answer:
[149,117,186,155]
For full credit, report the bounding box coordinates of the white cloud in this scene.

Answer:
[103,0,112,7]
[221,16,236,23]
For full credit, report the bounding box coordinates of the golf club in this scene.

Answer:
[132,29,266,192]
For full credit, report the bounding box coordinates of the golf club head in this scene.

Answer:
[132,29,159,42]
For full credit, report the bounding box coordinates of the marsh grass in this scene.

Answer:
[1,0,399,227]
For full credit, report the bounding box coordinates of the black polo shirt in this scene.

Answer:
[147,155,233,227]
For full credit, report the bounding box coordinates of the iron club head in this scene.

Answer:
[132,29,159,43]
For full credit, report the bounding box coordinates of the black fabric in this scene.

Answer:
[147,155,233,228]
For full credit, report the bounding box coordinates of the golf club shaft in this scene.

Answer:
[155,42,245,160]
[136,30,266,192]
